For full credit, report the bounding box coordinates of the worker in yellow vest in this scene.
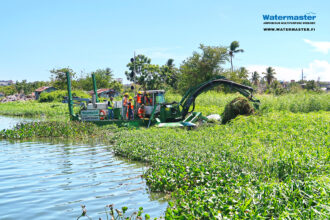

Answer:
[108,96,114,120]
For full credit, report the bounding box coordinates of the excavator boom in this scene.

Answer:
[179,76,259,119]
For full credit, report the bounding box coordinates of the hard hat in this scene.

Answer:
[129,96,133,100]
[138,91,142,94]
[124,93,129,96]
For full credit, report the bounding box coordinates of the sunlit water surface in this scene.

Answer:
[0,116,167,219]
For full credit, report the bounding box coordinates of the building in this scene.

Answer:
[319,82,330,92]
[89,88,118,98]
[0,80,14,86]
[34,86,57,100]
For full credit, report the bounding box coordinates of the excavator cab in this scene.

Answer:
[137,90,165,116]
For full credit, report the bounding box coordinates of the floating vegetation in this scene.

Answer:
[76,204,151,220]
[0,121,101,139]
[0,101,79,120]
[110,112,330,219]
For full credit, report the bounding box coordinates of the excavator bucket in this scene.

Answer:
[156,112,204,128]
[157,122,184,128]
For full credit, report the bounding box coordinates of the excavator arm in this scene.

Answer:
[178,76,260,119]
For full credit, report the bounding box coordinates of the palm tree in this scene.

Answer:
[229,41,244,72]
[251,71,260,85]
[238,67,249,80]
[166,58,174,69]
[263,67,276,85]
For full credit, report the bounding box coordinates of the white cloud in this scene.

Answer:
[304,39,330,54]
[246,60,330,81]
[135,47,187,62]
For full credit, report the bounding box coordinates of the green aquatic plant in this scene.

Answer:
[110,112,330,219]
[0,121,101,139]
[76,204,151,220]
[0,101,80,120]
[221,97,254,124]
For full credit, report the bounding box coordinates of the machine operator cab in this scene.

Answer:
[137,90,165,116]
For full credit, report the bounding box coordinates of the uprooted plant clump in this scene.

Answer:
[221,97,255,124]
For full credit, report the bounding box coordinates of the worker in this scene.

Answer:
[107,96,114,120]
[138,104,146,119]
[122,93,129,119]
[134,91,143,109]
[137,91,143,104]
[146,94,153,106]
[126,96,134,120]
[144,92,152,106]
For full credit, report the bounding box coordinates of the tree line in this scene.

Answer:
[0,41,322,96]
[124,42,321,94]
[0,67,123,96]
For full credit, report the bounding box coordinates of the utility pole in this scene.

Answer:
[301,69,304,82]
[133,51,136,95]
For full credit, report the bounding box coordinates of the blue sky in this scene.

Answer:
[0,0,329,82]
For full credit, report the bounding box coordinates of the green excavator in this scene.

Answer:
[65,72,260,128]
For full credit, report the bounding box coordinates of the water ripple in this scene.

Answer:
[0,116,167,219]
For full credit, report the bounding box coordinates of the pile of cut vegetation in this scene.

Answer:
[221,97,254,124]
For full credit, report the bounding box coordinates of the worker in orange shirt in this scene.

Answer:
[138,104,145,119]
[136,91,143,109]
[137,91,143,104]
[126,96,134,120]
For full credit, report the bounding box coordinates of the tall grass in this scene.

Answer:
[166,91,330,115]
[0,92,328,120]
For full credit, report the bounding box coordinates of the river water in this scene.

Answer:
[0,116,167,219]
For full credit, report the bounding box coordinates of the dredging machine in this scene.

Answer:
[65,72,260,128]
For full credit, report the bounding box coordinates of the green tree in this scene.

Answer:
[223,67,251,89]
[178,44,228,93]
[0,85,16,96]
[305,80,319,91]
[109,80,123,93]
[77,68,114,91]
[251,71,260,85]
[50,67,76,90]
[237,67,249,80]
[228,41,244,72]
[15,80,30,94]
[263,67,276,85]
[160,58,179,89]
[269,80,285,95]
[125,54,162,90]
[14,80,48,95]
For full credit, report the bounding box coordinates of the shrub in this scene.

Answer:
[39,90,90,102]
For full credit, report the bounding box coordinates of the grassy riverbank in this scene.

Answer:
[166,91,330,116]
[0,92,329,219]
[0,101,79,120]
[0,92,328,120]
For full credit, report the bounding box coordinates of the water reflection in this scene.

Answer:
[0,116,168,219]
